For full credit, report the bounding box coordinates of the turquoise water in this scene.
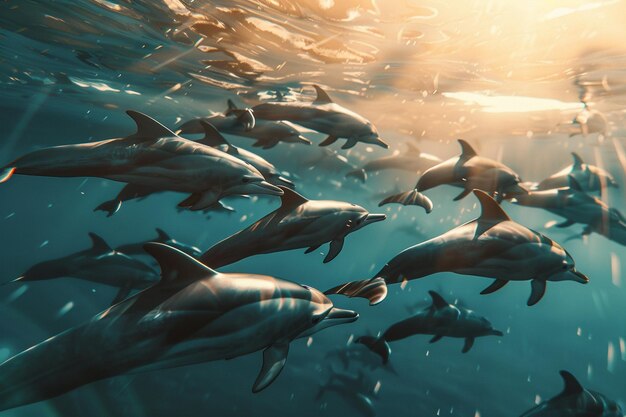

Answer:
[0,1,625,416]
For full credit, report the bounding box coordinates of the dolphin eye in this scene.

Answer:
[562,264,568,270]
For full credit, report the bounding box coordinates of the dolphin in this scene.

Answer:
[379,140,526,209]
[0,110,283,211]
[356,291,503,364]
[326,190,589,306]
[346,143,441,182]
[251,85,388,149]
[316,370,377,417]
[325,343,396,374]
[178,100,312,149]
[7,233,159,304]
[519,370,623,416]
[94,121,293,216]
[513,177,626,246]
[200,187,386,267]
[534,152,618,192]
[116,228,202,258]
[0,243,358,411]
[194,121,295,188]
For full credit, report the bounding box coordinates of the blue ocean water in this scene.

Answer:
[0,1,625,416]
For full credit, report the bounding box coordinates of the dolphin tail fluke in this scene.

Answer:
[346,169,367,183]
[324,277,388,306]
[378,189,433,214]
[94,199,122,217]
[0,167,16,184]
[355,335,391,364]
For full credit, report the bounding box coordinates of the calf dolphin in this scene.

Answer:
[346,143,441,182]
[0,111,283,211]
[116,228,202,258]
[534,152,618,192]
[0,243,358,411]
[357,291,503,364]
[251,85,388,149]
[200,187,386,267]
[380,140,526,208]
[519,370,623,416]
[326,190,589,306]
[179,100,311,149]
[8,233,159,304]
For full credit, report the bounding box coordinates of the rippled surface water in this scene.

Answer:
[0,1,625,416]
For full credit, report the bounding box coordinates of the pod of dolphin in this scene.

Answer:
[0,84,623,415]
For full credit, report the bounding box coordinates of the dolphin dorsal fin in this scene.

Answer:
[88,232,112,253]
[428,291,448,309]
[474,190,511,223]
[155,228,171,242]
[126,110,177,139]
[196,121,235,153]
[144,242,216,282]
[558,371,584,396]
[458,139,478,159]
[567,175,583,192]
[312,85,333,104]
[278,187,309,210]
[227,99,238,111]
[405,142,421,154]
[571,152,584,170]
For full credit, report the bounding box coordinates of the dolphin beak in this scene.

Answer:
[297,135,312,145]
[363,213,387,225]
[375,138,389,149]
[491,329,504,336]
[2,276,24,286]
[274,176,295,188]
[325,307,359,323]
[570,269,589,284]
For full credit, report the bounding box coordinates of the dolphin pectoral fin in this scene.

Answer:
[556,219,576,228]
[111,282,133,306]
[341,139,358,149]
[324,238,345,263]
[429,334,443,343]
[178,192,219,211]
[0,167,16,183]
[304,244,321,254]
[480,279,509,295]
[462,337,475,353]
[453,188,472,201]
[252,342,289,393]
[528,279,547,306]
[319,135,338,147]
[324,277,388,306]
